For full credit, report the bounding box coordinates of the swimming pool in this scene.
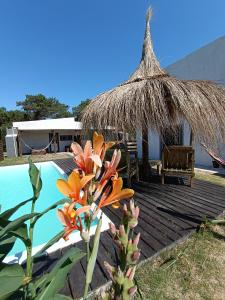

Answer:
[0,161,111,263]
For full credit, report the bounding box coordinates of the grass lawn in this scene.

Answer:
[195,170,225,187]
[0,152,72,166]
[136,226,225,300]
[135,172,225,300]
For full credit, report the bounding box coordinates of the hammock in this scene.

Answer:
[201,143,225,168]
[20,136,55,152]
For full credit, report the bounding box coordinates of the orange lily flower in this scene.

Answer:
[93,132,115,161]
[99,149,121,184]
[57,202,91,240]
[93,149,122,201]
[98,176,134,209]
[56,171,95,205]
[71,139,102,174]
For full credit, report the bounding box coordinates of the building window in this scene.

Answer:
[60,135,72,141]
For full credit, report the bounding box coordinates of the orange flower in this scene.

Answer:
[71,140,95,174]
[98,176,134,209]
[101,149,121,182]
[57,202,91,240]
[71,132,115,175]
[93,132,115,161]
[56,171,94,205]
[93,149,122,202]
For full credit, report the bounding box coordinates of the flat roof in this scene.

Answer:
[13,118,82,131]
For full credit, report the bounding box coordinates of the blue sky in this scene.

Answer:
[1,0,225,110]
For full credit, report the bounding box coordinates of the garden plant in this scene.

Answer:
[0,132,140,300]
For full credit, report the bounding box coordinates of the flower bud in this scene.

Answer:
[128,266,136,280]
[109,222,117,235]
[132,250,140,261]
[128,286,137,297]
[104,261,115,281]
[119,225,125,237]
[125,267,132,278]
[115,267,124,285]
[133,233,140,246]
[123,203,128,213]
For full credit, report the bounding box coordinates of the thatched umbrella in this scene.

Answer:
[82,8,225,177]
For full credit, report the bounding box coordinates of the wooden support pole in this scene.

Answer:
[189,129,194,146]
[142,127,150,181]
[17,130,22,157]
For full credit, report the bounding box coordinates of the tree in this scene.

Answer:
[0,107,9,127]
[72,99,91,121]
[16,94,71,120]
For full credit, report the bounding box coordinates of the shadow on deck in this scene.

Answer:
[33,158,225,299]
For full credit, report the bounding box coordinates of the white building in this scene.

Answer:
[137,36,225,168]
[6,118,82,157]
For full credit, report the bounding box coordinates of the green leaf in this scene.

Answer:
[0,217,29,246]
[0,198,33,220]
[0,263,25,299]
[210,219,225,224]
[29,158,42,199]
[33,199,68,225]
[35,247,85,300]
[0,213,38,239]
[33,230,64,259]
[11,223,30,244]
[85,216,102,286]
[0,235,16,262]
[53,295,73,300]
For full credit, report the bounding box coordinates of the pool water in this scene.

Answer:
[0,161,88,257]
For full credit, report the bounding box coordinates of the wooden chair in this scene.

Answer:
[105,141,139,187]
[161,146,195,187]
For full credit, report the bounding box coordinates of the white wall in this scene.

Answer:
[58,130,81,152]
[5,128,18,157]
[20,131,49,154]
[20,130,82,154]
[136,122,225,168]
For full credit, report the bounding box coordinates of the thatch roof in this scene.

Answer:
[82,8,225,145]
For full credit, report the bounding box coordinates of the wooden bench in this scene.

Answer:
[161,146,195,187]
[31,149,47,155]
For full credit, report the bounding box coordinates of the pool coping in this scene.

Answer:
[3,161,112,265]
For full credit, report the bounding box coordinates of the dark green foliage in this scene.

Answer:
[0,236,16,261]
[72,99,91,121]
[0,94,72,149]
[0,263,25,299]
[17,94,72,120]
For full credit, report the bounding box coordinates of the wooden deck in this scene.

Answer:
[33,158,225,299]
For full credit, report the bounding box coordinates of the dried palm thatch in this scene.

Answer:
[82,8,225,147]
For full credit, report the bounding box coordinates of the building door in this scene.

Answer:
[49,132,59,153]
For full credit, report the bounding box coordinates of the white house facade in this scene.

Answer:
[6,118,83,157]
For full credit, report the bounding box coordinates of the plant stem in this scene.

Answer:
[26,198,36,278]
[86,240,90,261]
[84,217,92,299]
[84,281,89,299]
